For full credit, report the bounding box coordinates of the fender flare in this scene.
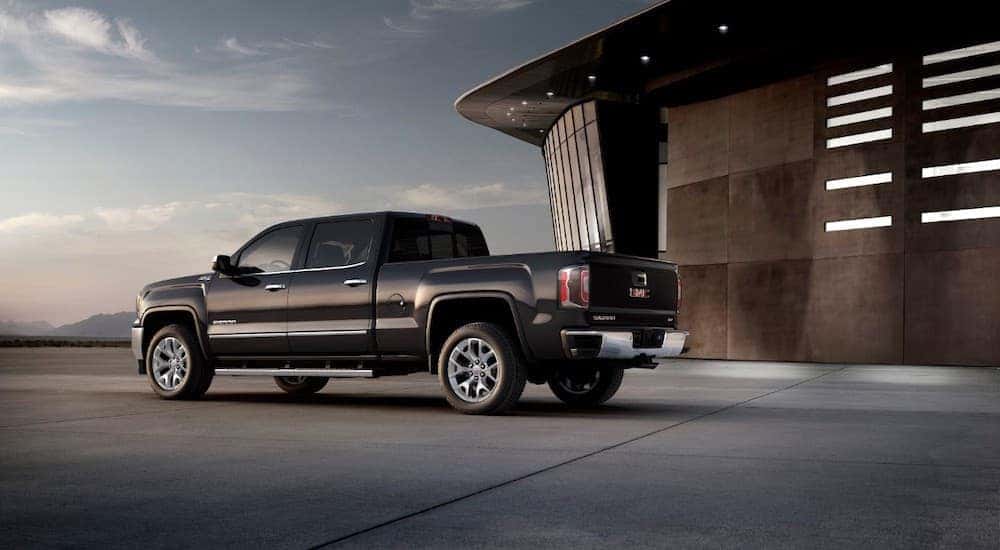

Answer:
[140,305,210,360]
[424,291,533,372]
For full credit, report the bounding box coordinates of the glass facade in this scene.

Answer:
[542,101,613,252]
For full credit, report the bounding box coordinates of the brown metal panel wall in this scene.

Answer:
[663,44,1000,365]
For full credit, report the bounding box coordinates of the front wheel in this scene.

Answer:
[547,364,624,407]
[438,322,526,415]
[274,376,329,395]
[146,324,213,400]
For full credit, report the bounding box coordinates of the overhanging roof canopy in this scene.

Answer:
[455,0,997,146]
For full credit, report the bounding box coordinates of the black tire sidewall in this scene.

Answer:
[146,324,209,400]
[438,322,526,415]
[548,364,624,407]
[274,376,329,395]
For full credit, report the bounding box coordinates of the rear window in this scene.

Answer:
[388,218,489,262]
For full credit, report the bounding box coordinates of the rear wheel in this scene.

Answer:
[438,322,526,415]
[274,376,329,395]
[548,364,624,407]
[146,324,213,400]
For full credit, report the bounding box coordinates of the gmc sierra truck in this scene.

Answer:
[132,211,687,414]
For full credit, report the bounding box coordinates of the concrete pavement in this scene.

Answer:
[1,348,997,548]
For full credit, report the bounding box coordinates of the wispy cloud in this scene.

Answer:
[382,16,428,34]
[383,0,533,35]
[0,212,85,232]
[395,182,546,210]
[409,0,534,19]
[219,37,263,57]
[41,7,154,61]
[0,5,339,111]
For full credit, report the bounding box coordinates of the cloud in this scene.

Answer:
[0,5,337,111]
[42,7,154,61]
[0,212,85,232]
[395,182,546,210]
[409,0,534,19]
[93,202,184,230]
[220,37,262,56]
[382,16,427,34]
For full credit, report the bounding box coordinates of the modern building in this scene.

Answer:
[456,0,1000,366]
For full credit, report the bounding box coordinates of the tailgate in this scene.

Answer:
[588,256,678,314]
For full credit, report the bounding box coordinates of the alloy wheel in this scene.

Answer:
[151,337,189,391]
[447,337,500,403]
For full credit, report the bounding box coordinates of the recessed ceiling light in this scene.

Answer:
[546,91,555,97]
[521,100,528,105]
[640,55,651,64]
[587,75,597,83]
[717,24,729,34]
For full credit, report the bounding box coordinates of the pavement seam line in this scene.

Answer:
[307,366,846,549]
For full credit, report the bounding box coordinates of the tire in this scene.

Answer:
[274,376,329,395]
[146,323,213,400]
[438,322,527,415]
[547,364,624,407]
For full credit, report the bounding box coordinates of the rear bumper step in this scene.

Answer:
[214,368,375,378]
[562,328,688,360]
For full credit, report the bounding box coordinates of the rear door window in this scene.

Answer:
[305,219,373,268]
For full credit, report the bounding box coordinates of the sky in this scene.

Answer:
[0,0,652,325]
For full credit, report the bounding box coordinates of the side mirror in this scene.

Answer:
[211,254,235,275]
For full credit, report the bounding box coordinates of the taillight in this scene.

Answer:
[676,274,682,312]
[558,266,590,309]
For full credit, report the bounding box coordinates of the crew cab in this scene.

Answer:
[132,212,687,414]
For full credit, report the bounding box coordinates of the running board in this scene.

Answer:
[214,368,375,378]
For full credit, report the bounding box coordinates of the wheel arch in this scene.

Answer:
[425,292,532,373]
[140,306,209,362]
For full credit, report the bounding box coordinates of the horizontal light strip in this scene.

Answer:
[923,40,1000,65]
[923,64,1000,88]
[922,158,1000,178]
[826,128,892,149]
[827,64,892,86]
[827,107,892,128]
[826,172,892,190]
[922,111,1000,133]
[825,216,892,232]
[923,88,1000,110]
[827,85,893,107]
[922,206,1000,223]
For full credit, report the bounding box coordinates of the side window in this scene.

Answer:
[236,226,303,273]
[306,219,373,268]
[454,223,489,257]
[388,218,432,262]
[387,218,490,262]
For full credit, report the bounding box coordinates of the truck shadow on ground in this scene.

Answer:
[199,391,697,418]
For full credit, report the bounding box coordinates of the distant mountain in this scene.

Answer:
[1,312,133,339]
[50,312,134,339]
[0,320,55,335]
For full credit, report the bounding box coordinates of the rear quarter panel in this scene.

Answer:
[375,251,589,360]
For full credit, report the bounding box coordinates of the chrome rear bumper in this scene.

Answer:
[562,328,688,360]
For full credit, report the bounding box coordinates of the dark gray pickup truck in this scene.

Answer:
[132,211,686,414]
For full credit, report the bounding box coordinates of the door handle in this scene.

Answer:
[265,283,286,291]
[343,279,368,287]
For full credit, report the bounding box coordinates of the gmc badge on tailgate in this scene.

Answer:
[629,270,650,299]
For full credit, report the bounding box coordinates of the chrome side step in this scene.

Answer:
[214,368,375,378]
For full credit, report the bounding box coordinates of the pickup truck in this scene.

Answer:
[132,211,687,414]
